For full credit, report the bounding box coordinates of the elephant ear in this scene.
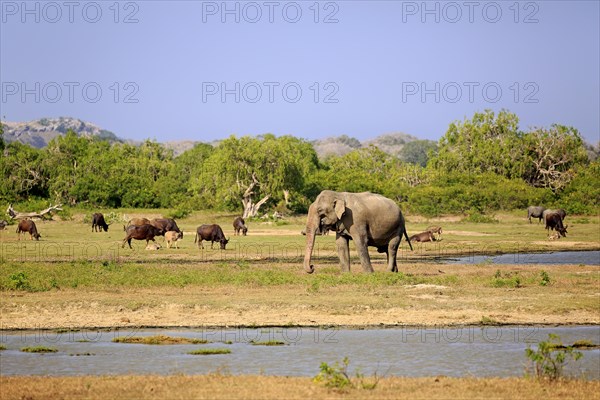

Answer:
[334,199,346,220]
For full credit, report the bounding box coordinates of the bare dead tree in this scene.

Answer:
[6,203,63,220]
[240,173,270,218]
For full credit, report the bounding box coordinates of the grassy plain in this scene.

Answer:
[0,210,598,329]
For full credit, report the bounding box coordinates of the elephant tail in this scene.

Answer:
[403,226,413,251]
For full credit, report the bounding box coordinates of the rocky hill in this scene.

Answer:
[3,117,122,148]
[312,132,423,159]
[2,117,432,159]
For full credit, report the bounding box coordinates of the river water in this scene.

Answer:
[1,326,598,378]
[445,250,599,265]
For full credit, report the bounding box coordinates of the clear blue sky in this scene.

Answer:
[1,1,599,144]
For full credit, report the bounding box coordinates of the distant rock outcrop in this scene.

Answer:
[3,117,122,148]
[312,132,422,159]
[2,117,434,160]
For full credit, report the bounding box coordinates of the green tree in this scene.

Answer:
[154,143,214,208]
[0,141,48,201]
[523,125,589,192]
[558,160,600,214]
[0,120,5,152]
[398,139,438,167]
[431,109,525,178]
[321,145,395,194]
[192,135,318,216]
[43,131,93,204]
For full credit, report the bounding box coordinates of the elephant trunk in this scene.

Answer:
[303,206,319,274]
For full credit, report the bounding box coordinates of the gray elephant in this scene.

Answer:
[303,190,412,274]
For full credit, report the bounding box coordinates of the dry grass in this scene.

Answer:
[1,375,598,400]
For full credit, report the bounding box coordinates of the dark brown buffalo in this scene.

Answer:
[545,212,568,237]
[92,213,109,232]
[543,208,567,222]
[123,218,151,232]
[17,220,41,240]
[195,224,229,249]
[409,231,434,242]
[122,224,165,249]
[150,218,182,237]
[233,217,248,236]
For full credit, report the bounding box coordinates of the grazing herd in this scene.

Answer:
[1,203,571,249]
[527,206,569,239]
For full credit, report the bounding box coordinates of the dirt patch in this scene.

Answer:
[444,230,498,236]
[531,241,588,247]
[404,284,449,290]
[407,215,463,223]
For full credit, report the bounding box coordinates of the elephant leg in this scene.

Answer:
[335,235,351,273]
[387,236,401,272]
[353,235,374,273]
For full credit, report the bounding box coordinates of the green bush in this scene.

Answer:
[166,208,191,220]
[404,172,553,217]
[8,272,30,291]
[462,210,498,224]
[558,161,600,215]
[313,357,379,391]
[313,357,353,390]
[525,334,583,380]
[540,271,551,286]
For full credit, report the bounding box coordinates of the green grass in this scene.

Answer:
[1,210,598,294]
[112,335,210,345]
[0,345,6,351]
[0,260,463,292]
[250,340,286,346]
[188,348,231,355]
[20,346,58,353]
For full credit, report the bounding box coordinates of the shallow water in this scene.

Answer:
[1,326,599,378]
[445,250,599,265]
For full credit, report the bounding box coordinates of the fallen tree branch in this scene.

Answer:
[6,203,63,220]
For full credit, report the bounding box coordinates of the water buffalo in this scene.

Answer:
[545,212,568,237]
[165,230,183,249]
[124,218,151,231]
[426,226,442,241]
[91,213,109,232]
[17,220,41,240]
[195,224,229,249]
[0,220,8,230]
[542,208,567,222]
[150,218,182,236]
[233,217,248,236]
[122,224,164,249]
[527,206,546,223]
[409,231,434,243]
